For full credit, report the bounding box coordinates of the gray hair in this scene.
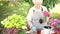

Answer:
[32,0,43,3]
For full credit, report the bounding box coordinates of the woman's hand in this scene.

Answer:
[27,21,33,28]
[31,26,36,31]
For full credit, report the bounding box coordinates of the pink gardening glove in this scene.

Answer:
[44,11,50,17]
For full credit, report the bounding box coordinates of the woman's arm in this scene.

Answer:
[43,6,50,25]
[26,8,33,28]
[46,17,50,22]
[27,21,33,28]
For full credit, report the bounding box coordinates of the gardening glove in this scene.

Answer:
[31,26,36,31]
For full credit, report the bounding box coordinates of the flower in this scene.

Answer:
[50,18,60,30]
[1,21,4,25]
[50,22,56,26]
[54,19,59,23]
[50,19,59,26]
[58,22,60,24]
[22,26,27,29]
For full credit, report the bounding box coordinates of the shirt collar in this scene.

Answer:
[33,6,42,12]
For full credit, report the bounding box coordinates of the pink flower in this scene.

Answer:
[50,22,56,26]
[54,19,58,21]
[58,21,60,24]
[50,19,59,26]
[44,11,50,17]
[50,18,60,30]
[54,19,59,24]
[54,27,59,31]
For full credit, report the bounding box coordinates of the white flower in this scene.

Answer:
[22,26,27,29]
[1,21,4,25]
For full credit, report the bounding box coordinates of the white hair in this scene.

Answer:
[32,0,43,3]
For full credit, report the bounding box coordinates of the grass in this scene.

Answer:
[18,30,26,34]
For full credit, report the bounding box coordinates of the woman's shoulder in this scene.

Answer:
[42,6,47,9]
[41,6,48,12]
[29,6,35,10]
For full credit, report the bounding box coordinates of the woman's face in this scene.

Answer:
[33,0,42,7]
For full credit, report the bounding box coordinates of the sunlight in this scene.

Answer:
[51,4,60,13]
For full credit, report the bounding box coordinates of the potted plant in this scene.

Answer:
[50,18,60,34]
[2,14,27,34]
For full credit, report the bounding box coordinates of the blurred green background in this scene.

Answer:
[0,0,60,21]
[0,0,60,34]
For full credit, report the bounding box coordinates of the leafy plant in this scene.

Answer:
[25,0,59,11]
[50,12,60,20]
[0,1,30,22]
[3,14,27,29]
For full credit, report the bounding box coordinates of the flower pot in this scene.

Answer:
[43,26,51,34]
[58,29,60,34]
[37,29,41,34]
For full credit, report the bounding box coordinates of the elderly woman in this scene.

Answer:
[26,0,50,34]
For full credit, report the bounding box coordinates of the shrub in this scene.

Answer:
[50,12,60,20]
[3,14,27,29]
